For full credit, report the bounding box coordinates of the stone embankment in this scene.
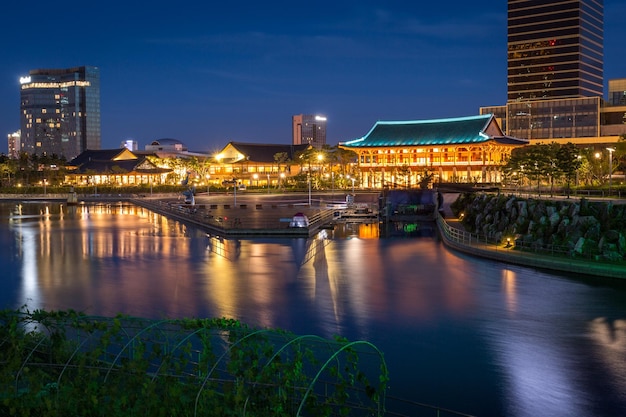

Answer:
[450,193,626,261]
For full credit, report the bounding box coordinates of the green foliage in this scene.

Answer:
[418,169,435,189]
[0,308,388,417]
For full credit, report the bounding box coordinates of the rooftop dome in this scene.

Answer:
[150,138,184,146]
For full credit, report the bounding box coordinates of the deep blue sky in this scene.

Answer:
[2,1,625,154]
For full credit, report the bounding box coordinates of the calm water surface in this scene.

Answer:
[1,201,625,417]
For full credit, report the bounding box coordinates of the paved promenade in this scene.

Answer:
[437,214,626,280]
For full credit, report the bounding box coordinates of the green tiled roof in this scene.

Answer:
[342,114,496,148]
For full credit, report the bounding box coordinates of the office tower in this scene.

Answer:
[292,114,327,148]
[507,0,604,101]
[20,66,101,159]
[486,0,607,141]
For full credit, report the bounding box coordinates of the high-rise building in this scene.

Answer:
[19,66,101,159]
[292,114,327,148]
[7,130,20,159]
[507,0,604,102]
[481,1,626,144]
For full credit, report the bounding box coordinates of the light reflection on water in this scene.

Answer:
[1,201,626,417]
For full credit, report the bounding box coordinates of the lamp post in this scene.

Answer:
[595,152,602,186]
[351,177,356,194]
[267,173,270,194]
[575,155,581,188]
[308,173,312,206]
[43,179,47,195]
[607,147,616,196]
[206,174,210,196]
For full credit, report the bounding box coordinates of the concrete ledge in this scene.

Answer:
[436,216,626,280]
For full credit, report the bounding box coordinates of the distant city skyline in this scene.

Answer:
[1,0,625,154]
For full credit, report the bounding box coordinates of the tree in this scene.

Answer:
[614,134,626,174]
[555,142,582,197]
[418,169,435,189]
[396,164,411,188]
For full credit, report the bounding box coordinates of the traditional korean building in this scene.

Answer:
[339,114,528,188]
[65,148,171,186]
[212,142,310,188]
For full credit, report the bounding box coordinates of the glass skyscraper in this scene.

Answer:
[482,0,608,141]
[507,0,604,102]
[20,66,101,159]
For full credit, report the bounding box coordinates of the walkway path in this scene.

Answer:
[436,193,626,280]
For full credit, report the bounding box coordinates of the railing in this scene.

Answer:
[436,215,626,279]
[131,199,337,236]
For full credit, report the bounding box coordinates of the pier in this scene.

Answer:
[132,196,339,237]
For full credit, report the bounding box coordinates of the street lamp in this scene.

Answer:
[595,152,602,186]
[267,173,270,194]
[253,173,258,188]
[351,177,356,194]
[575,155,581,187]
[607,147,616,196]
[206,174,210,196]
[308,173,312,206]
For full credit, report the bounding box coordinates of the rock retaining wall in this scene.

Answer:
[451,193,626,261]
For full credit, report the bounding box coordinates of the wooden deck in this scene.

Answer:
[131,198,337,237]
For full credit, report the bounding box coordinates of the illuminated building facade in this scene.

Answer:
[20,66,101,159]
[340,114,528,187]
[212,142,310,188]
[65,148,170,186]
[7,130,20,159]
[292,114,327,148]
[507,0,603,102]
[481,1,626,144]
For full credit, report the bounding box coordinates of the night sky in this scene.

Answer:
[1,0,625,154]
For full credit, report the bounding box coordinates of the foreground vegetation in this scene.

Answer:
[0,308,388,417]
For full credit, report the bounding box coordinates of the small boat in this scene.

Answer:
[289,213,309,228]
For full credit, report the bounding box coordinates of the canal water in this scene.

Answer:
[1,201,625,417]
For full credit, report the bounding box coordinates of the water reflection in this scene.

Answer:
[589,317,626,396]
[2,202,626,416]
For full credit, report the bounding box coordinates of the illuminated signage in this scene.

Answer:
[19,76,31,84]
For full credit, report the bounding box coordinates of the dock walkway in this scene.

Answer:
[132,197,337,237]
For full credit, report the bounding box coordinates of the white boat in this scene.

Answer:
[289,213,309,228]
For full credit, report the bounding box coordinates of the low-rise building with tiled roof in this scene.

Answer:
[65,148,171,186]
[211,142,311,188]
[340,114,528,188]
